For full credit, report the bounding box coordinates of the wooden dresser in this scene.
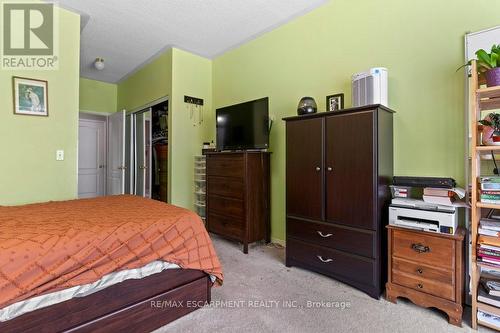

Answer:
[206,151,270,253]
[386,225,465,326]
[283,105,394,299]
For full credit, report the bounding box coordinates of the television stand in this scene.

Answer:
[205,151,271,253]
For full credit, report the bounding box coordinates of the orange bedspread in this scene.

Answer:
[0,195,223,309]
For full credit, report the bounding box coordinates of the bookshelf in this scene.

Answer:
[471,60,500,331]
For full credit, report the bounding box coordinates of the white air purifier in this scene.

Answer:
[351,67,388,108]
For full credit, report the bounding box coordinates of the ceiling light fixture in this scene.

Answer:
[94,58,105,70]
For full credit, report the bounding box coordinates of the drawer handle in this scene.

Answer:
[417,283,424,289]
[411,243,430,253]
[317,255,333,263]
[416,268,423,274]
[317,231,333,238]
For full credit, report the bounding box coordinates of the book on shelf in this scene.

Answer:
[482,182,500,191]
[480,198,500,205]
[481,218,500,231]
[479,228,500,237]
[479,249,500,258]
[481,277,500,297]
[478,310,500,329]
[481,176,500,184]
[478,284,500,307]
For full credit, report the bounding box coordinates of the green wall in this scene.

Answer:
[170,48,212,207]
[117,50,173,112]
[212,0,500,241]
[0,5,80,205]
[79,78,117,113]
[117,48,211,209]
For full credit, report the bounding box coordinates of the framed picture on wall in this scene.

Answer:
[326,93,344,112]
[13,76,49,116]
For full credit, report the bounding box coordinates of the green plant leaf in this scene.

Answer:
[476,49,494,69]
[492,52,499,68]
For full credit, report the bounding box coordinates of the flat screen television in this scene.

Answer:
[216,97,269,151]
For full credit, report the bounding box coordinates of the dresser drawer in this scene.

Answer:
[392,270,454,301]
[208,176,244,200]
[392,229,454,269]
[392,257,453,285]
[287,218,375,258]
[208,213,244,239]
[206,155,244,178]
[208,195,244,219]
[287,238,375,287]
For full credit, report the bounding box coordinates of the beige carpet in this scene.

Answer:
[156,235,492,333]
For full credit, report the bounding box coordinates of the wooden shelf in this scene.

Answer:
[475,146,500,152]
[478,320,500,331]
[478,85,500,100]
[478,301,500,317]
[477,202,500,210]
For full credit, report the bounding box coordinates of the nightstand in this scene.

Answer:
[385,225,465,327]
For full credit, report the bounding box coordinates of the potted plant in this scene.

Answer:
[473,45,500,87]
[480,113,500,145]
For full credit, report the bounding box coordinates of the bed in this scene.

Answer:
[0,195,223,332]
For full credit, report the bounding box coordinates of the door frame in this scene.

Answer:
[77,111,109,197]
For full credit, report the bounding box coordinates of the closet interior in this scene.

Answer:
[125,100,168,203]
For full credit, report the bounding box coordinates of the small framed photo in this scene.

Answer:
[13,77,49,116]
[326,93,344,112]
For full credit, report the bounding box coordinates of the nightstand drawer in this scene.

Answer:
[392,257,453,285]
[392,229,454,269]
[287,218,375,258]
[392,270,454,301]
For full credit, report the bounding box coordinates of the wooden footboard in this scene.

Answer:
[0,269,212,333]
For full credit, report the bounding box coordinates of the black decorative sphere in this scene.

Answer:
[297,97,317,115]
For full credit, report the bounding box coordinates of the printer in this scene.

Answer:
[389,198,458,234]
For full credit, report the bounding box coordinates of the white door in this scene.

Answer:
[107,110,126,195]
[78,119,106,198]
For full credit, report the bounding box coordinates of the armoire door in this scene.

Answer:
[286,118,324,220]
[325,112,375,229]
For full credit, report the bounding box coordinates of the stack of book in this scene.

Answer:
[478,236,500,267]
[479,218,500,237]
[480,177,500,204]
[421,187,456,206]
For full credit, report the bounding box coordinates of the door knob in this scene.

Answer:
[315,167,321,171]
[98,165,104,169]
[327,167,333,172]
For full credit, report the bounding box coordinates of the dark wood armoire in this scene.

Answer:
[283,104,394,299]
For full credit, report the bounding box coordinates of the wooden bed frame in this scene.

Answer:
[0,269,211,333]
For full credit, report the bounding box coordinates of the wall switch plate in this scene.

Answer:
[56,150,64,161]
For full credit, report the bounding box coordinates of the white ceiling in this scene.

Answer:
[50,0,327,83]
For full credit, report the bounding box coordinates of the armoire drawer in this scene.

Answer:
[287,218,375,258]
[206,155,244,178]
[286,238,375,287]
[392,229,454,269]
[207,177,244,200]
[392,257,453,285]
[208,195,244,219]
[208,213,244,239]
